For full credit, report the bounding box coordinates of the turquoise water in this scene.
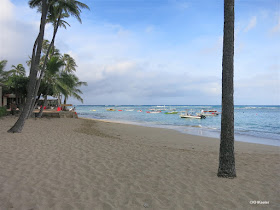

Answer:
[76,105,280,146]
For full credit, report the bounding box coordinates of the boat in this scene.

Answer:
[146,111,161,114]
[165,107,177,114]
[125,109,134,111]
[106,108,116,111]
[137,110,143,112]
[201,110,219,116]
[90,109,96,111]
[155,105,167,111]
[164,111,178,114]
[180,111,206,119]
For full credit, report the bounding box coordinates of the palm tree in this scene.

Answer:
[0,60,8,83]
[59,72,87,105]
[8,0,48,133]
[37,56,65,117]
[217,0,236,178]
[9,64,26,76]
[62,54,77,73]
[30,0,89,117]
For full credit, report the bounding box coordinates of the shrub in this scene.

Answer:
[0,107,7,117]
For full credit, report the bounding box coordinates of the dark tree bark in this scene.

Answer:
[29,12,62,117]
[37,95,47,118]
[218,0,236,178]
[63,97,67,111]
[8,0,48,133]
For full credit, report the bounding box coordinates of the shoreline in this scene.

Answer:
[79,117,279,154]
[0,116,279,209]
[79,116,280,147]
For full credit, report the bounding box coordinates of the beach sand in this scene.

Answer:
[0,116,279,209]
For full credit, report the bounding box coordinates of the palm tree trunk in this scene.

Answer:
[218,0,236,178]
[32,94,42,115]
[37,95,47,118]
[8,0,48,133]
[29,12,62,116]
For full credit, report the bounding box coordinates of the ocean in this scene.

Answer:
[76,105,280,146]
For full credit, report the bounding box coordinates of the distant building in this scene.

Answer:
[0,83,17,108]
[3,93,16,108]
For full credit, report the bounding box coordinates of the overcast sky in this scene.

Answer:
[0,0,279,105]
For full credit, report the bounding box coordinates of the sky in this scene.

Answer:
[0,0,279,105]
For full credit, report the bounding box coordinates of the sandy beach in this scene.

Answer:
[0,116,279,209]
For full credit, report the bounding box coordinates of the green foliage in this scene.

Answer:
[0,107,7,117]
[28,0,89,104]
[5,75,29,98]
[9,64,26,76]
[35,44,87,104]
[0,60,8,83]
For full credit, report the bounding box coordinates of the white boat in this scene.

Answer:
[180,111,206,119]
[125,109,134,111]
[155,105,167,111]
[149,105,167,111]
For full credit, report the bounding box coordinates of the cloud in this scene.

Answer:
[1,0,279,105]
[200,36,223,55]
[0,0,39,71]
[78,69,222,105]
[172,0,189,10]
[235,71,280,105]
[270,17,280,34]
[145,25,155,33]
[0,0,14,21]
[244,16,257,32]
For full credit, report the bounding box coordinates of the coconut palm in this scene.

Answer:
[30,0,89,117]
[37,56,65,117]
[0,60,8,83]
[27,40,60,68]
[9,64,26,77]
[59,72,87,105]
[42,39,60,58]
[0,60,7,73]
[8,0,48,133]
[62,54,77,73]
[217,0,236,178]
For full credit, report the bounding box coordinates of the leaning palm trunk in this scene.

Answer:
[37,95,48,118]
[218,0,236,178]
[8,0,48,133]
[33,94,42,112]
[29,13,62,118]
[63,97,68,110]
